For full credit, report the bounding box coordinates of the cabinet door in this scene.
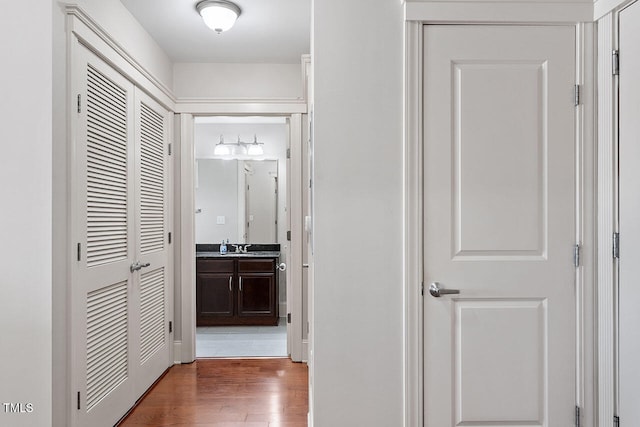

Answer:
[238,272,276,318]
[197,273,234,319]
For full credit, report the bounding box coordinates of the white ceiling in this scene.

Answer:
[120,0,311,64]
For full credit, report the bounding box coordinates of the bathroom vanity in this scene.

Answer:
[196,250,280,326]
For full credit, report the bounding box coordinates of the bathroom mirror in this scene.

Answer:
[196,159,278,244]
[194,116,288,246]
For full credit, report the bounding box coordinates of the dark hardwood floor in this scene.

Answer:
[119,358,308,427]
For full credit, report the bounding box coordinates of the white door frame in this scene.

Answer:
[599,2,640,424]
[403,19,596,427]
[175,102,307,364]
[596,11,619,426]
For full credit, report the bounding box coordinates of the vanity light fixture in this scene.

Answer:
[232,136,248,156]
[213,134,264,156]
[214,135,231,156]
[196,0,241,34]
[247,135,264,156]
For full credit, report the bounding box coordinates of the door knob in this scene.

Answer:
[429,282,460,298]
[278,263,286,272]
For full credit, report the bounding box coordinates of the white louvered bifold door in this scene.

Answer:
[71,46,136,427]
[71,44,172,427]
[131,89,171,399]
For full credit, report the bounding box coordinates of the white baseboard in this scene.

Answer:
[173,340,182,364]
[279,302,287,318]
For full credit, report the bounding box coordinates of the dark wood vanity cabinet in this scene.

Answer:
[196,259,235,320]
[196,257,278,326]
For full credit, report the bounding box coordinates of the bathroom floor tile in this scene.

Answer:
[196,318,287,358]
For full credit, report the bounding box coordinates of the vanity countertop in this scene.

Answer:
[196,251,280,259]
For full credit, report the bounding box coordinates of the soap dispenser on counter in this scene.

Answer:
[220,240,227,255]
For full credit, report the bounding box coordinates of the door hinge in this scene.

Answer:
[77,243,81,261]
[77,391,81,410]
[575,405,581,427]
[614,415,620,427]
[287,230,291,241]
[287,313,291,324]
[169,321,173,333]
[168,232,172,244]
[574,84,581,106]
[573,244,581,267]
[613,50,620,76]
[168,143,172,156]
[421,282,424,296]
[77,94,81,113]
[286,148,291,159]
[613,232,620,259]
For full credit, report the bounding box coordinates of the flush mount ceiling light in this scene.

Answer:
[196,0,241,34]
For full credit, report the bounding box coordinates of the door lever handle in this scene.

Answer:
[429,282,460,298]
[130,261,151,273]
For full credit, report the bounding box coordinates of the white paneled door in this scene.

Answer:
[423,25,577,426]
[71,44,172,427]
[619,1,640,424]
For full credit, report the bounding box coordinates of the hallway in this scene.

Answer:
[118,359,308,427]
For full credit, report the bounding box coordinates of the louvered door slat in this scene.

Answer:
[86,184,127,200]
[87,113,127,140]
[87,133,127,159]
[86,281,128,411]
[87,65,127,105]
[87,154,127,172]
[141,166,163,181]
[139,102,165,254]
[86,96,127,130]
[86,88,127,117]
[140,268,165,363]
[86,77,128,108]
[88,171,127,187]
[86,65,129,267]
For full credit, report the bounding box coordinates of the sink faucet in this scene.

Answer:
[241,244,251,254]
[232,244,240,253]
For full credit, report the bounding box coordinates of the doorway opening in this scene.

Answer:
[194,115,289,358]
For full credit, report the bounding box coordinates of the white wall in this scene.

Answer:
[174,63,303,99]
[71,0,174,89]
[312,1,404,425]
[0,2,52,426]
